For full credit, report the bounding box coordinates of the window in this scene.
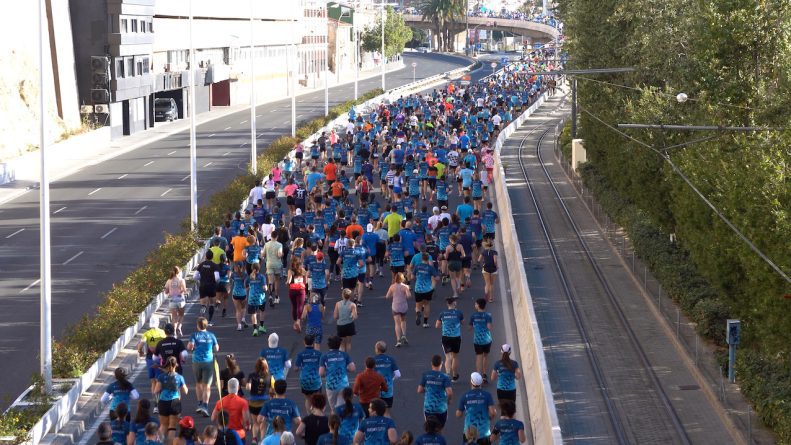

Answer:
[115,57,125,78]
[121,18,128,33]
[131,19,138,32]
[136,58,143,76]
[141,56,150,74]
[125,57,134,77]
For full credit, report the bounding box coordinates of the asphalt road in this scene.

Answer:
[0,52,476,408]
[75,57,527,444]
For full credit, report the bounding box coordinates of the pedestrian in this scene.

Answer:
[411,252,439,329]
[417,355,453,431]
[436,297,463,382]
[353,399,397,445]
[217,254,232,318]
[455,373,495,445]
[296,393,330,445]
[259,380,302,436]
[478,240,498,303]
[444,234,465,297]
[301,293,325,349]
[293,334,324,411]
[102,367,139,414]
[187,317,219,417]
[129,399,158,445]
[246,357,274,444]
[316,414,351,445]
[246,262,268,336]
[109,403,130,444]
[230,263,248,331]
[138,316,166,408]
[352,357,388,414]
[470,299,493,384]
[384,272,411,346]
[96,422,115,445]
[373,341,400,415]
[142,422,164,445]
[490,400,526,445]
[333,289,358,352]
[414,417,446,445]
[307,251,330,305]
[212,410,244,445]
[194,250,220,326]
[219,354,245,397]
[211,378,251,442]
[320,336,356,409]
[263,234,284,305]
[174,416,198,445]
[154,356,188,440]
[261,416,287,445]
[490,344,521,403]
[153,323,188,380]
[287,257,308,332]
[164,266,187,337]
[261,333,292,381]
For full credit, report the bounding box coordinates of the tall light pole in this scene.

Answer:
[188,0,198,230]
[465,0,469,55]
[381,0,385,91]
[324,13,329,117]
[249,0,257,175]
[291,43,297,137]
[354,25,359,100]
[38,0,52,393]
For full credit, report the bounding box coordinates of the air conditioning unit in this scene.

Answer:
[91,56,110,71]
[80,105,94,114]
[94,104,109,114]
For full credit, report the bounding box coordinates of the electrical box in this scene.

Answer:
[727,319,741,345]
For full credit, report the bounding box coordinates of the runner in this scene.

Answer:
[187,317,219,417]
[263,235,284,306]
[417,355,453,431]
[490,344,522,404]
[320,336,356,409]
[352,357,388,413]
[260,333,291,381]
[333,289,358,352]
[301,294,326,349]
[246,263,268,336]
[138,316,166,409]
[246,358,274,444]
[102,367,139,415]
[384,272,411,346]
[469,299,494,384]
[194,251,220,326]
[259,380,302,435]
[216,255,232,318]
[373,341,400,415]
[230,263,249,331]
[436,297,463,382]
[154,356,188,440]
[210,378,251,442]
[293,334,324,411]
[353,399,397,445]
[414,417,446,445]
[478,241,498,303]
[455,373,495,445]
[287,258,308,332]
[334,388,366,442]
[490,400,526,445]
[411,252,439,329]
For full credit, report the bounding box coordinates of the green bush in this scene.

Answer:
[559,121,572,161]
[579,161,791,441]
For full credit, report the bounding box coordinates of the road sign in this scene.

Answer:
[460,74,471,86]
[411,62,417,67]
[490,62,497,68]
[501,57,509,64]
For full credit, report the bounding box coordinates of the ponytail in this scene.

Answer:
[328,415,340,445]
[341,387,354,418]
[502,351,514,372]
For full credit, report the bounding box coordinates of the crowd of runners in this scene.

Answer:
[97,53,557,445]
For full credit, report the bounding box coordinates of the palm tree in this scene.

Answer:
[417,0,466,52]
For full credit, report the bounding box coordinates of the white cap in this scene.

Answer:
[433,206,440,213]
[295,208,302,215]
[268,332,279,348]
[470,372,483,386]
[367,223,374,232]
[501,344,512,353]
[149,315,160,329]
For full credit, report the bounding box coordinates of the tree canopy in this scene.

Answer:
[361,6,413,59]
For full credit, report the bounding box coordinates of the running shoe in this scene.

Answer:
[452,374,460,383]
[423,322,429,328]
[416,312,422,326]
[237,324,243,331]
[395,340,402,348]
[482,374,489,385]
[259,325,268,334]
[378,270,383,277]
[401,335,408,345]
[152,407,158,415]
[222,308,227,317]
[252,327,259,337]
[268,296,275,308]
[356,301,364,308]
[274,296,280,305]
[242,321,249,328]
[208,321,214,327]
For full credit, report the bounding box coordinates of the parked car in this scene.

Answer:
[154,98,178,122]
[417,45,431,53]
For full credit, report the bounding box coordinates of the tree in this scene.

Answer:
[361,6,413,60]
[407,27,428,48]
[416,0,466,52]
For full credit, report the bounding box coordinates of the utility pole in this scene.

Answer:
[291,43,297,137]
[381,0,386,91]
[188,0,198,230]
[249,0,257,175]
[465,0,470,56]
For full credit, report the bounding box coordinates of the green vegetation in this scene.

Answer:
[361,6,413,59]
[416,0,466,52]
[559,0,790,440]
[0,88,384,439]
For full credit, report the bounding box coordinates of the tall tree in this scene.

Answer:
[362,6,414,59]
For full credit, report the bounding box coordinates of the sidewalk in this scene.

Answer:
[0,60,405,207]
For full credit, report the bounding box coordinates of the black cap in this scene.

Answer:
[164,323,175,335]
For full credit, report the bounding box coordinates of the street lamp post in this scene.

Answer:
[37,0,52,393]
[381,0,386,91]
[412,62,417,83]
[291,43,297,137]
[249,0,257,175]
[465,0,469,55]
[188,0,198,230]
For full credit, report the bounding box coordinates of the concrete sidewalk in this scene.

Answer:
[0,60,405,207]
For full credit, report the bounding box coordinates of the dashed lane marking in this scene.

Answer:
[100,227,117,239]
[117,174,128,179]
[62,251,84,265]
[88,188,102,196]
[160,188,173,197]
[135,205,147,215]
[5,228,24,238]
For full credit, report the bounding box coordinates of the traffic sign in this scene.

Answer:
[411,62,417,67]
[460,74,471,86]
[490,62,497,68]
[501,57,509,64]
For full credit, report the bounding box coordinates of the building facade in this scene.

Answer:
[70,0,301,138]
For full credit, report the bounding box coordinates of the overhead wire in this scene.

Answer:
[578,105,791,286]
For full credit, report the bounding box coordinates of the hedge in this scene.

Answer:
[0,88,384,441]
[578,162,790,443]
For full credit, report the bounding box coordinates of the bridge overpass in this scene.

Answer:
[402,14,560,50]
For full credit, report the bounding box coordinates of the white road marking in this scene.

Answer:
[240,120,247,125]
[54,206,67,214]
[88,187,102,196]
[135,205,148,215]
[144,161,154,167]
[62,251,84,265]
[21,279,40,293]
[256,114,263,118]
[224,126,232,130]
[160,188,173,197]
[181,175,190,182]
[117,174,128,179]
[223,152,230,156]
[297,114,303,118]
[270,110,277,113]
[168,150,177,155]
[208,133,216,138]
[203,162,213,168]
[100,227,117,239]
[6,228,24,238]
[240,143,247,147]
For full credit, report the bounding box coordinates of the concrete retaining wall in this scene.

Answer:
[492,94,563,445]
